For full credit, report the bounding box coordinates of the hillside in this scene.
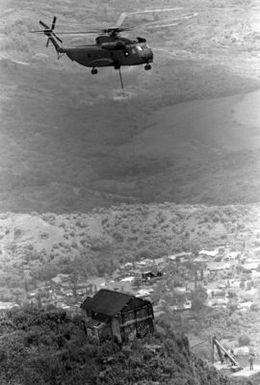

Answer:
[0,202,259,295]
[1,0,260,212]
[0,305,246,385]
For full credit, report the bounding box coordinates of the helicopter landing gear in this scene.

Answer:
[91,67,98,75]
[144,63,152,71]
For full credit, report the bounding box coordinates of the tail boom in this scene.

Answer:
[45,33,65,53]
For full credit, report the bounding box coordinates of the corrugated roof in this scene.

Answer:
[81,289,134,316]
[81,296,93,309]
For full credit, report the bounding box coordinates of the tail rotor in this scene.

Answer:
[31,16,63,47]
[51,16,57,31]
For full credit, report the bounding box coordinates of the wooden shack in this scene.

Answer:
[80,289,154,343]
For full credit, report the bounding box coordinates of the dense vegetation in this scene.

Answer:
[0,305,251,385]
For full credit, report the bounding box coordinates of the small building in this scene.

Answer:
[0,301,19,311]
[208,262,233,272]
[141,271,163,282]
[199,249,219,258]
[243,262,259,271]
[136,288,154,299]
[224,251,241,261]
[80,289,154,343]
[168,252,192,263]
[51,273,71,286]
[153,256,167,266]
[207,298,228,308]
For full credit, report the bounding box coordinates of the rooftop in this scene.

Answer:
[81,289,135,317]
[199,249,219,257]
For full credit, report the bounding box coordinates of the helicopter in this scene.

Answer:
[31,10,196,88]
[31,15,153,88]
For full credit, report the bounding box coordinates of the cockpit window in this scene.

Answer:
[136,45,143,52]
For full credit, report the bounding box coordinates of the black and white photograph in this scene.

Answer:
[1,0,260,384]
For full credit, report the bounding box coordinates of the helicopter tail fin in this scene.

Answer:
[46,34,64,53]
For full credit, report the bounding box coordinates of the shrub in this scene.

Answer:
[238,334,251,347]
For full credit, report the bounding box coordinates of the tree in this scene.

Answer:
[36,293,42,308]
[173,290,186,309]
[227,299,238,314]
[191,286,208,312]
[71,271,78,299]
[238,334,251,347]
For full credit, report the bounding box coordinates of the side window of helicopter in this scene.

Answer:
[131,47,137,54]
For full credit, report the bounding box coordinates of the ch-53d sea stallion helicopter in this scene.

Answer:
[31,10,196,88]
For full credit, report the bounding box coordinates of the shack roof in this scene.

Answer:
[208,262,232,271]
[168,252,192,261]
[199,249,219,257]
[81,289,136,316]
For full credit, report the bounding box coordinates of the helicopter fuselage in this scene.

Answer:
[63,36,153,68]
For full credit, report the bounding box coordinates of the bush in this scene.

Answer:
[250,303,259,312]
[238,334,251,347]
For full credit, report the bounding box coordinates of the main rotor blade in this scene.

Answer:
[52,30,100,35]
[115,8,183,28]
[49,26,133,36]
[39,20,49,29]
[141,13,198,29]
[145,22,180,29]
[103,26,133,33]
[115,12,127,28]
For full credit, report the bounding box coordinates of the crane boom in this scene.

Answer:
[212,336,242,370]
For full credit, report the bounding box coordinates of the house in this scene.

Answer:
[207,262,233,272]
[0,301,19,310]
[199,249,219,258]
[170,301,192,311]
[80,289,154,343]
[51,273,71,286]
[224,251,241,261]
[153,256,167,266]
[136,288,154,299]
[141,271,163,282]
[195,249,219,264]
[168,252,192,263]
[243,262,259,271]
[207,298,229,308]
